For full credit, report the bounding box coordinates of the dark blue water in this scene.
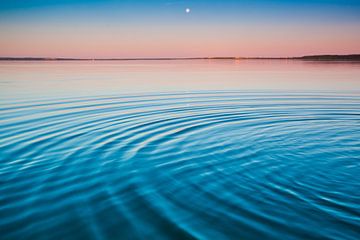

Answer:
[1,91,360,240]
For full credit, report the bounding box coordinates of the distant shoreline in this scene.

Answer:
[0,55,360,61]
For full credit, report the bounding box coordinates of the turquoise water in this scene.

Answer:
[0,61,360,239]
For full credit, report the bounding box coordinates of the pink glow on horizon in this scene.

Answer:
[0,23,359,58]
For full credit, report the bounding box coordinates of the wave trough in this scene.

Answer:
[1,92,360,240]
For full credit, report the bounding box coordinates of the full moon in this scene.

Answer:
[185,8,191,13]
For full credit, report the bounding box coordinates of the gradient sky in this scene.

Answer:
[0,0,360,58]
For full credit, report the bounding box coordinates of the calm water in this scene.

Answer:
[0,60,360,240]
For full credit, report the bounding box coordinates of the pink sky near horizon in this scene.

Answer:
[1,14,360,58]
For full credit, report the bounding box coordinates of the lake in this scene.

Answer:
[0,60,359,239]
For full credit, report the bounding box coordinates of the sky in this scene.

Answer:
[0,0,360,58]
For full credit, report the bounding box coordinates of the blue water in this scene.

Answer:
[1,61,360,239]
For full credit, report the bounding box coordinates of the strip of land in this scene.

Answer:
[0,55,359,61]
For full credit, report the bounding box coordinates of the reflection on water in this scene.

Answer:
[1,60,360,99]
[0,61,360,239]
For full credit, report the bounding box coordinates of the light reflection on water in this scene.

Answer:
[0,60,360,239]
[1,60,360,99]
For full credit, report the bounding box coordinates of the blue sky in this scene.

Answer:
[1,0,360,23]
[0,0,359,57]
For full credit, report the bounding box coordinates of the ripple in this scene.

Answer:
[1,91,360,240]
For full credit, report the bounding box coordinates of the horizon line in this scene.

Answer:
[1,54,360,61]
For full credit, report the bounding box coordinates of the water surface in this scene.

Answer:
[0,60,360,239]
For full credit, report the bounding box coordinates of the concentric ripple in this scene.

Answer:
[0,92,360,240]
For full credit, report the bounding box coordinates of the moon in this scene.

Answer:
[185,8,191,13]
